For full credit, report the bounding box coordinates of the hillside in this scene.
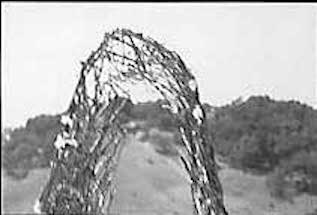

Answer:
[2,135,317,215]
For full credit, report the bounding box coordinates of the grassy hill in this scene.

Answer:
[2,135,317,215]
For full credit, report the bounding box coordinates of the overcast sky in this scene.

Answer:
[2,3,317,128]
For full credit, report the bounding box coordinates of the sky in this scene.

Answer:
[2,3,317,128]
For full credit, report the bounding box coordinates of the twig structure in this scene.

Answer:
[37,28,228,215]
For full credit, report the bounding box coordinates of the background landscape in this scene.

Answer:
[2,95,317,215]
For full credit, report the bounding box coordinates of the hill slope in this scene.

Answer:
[2,136,317,215]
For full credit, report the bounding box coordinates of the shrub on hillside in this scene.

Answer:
[267,149,317,200]
[206,95,317,198]
[2,114,61,179]
[208,96,317,174]
[306,209,317,215]
[141,128,179,157]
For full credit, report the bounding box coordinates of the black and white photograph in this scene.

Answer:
[1,2,317,215]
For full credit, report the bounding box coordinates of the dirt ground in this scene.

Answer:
[2,137,317,215]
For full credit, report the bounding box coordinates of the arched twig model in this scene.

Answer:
[37,28,228,215]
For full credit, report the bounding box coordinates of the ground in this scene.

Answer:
[2,136,317,215]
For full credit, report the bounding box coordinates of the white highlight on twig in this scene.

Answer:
[54,134,65,149]
[61,115,73,128]
[180,127,192,154]
[188,79,197,92]
[192,105,203,125]
[54,134,78,149]
[211,208,216,215]
[33,199,41,214]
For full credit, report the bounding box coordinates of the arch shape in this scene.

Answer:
[37,28,228,215]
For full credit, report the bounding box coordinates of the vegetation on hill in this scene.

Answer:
[209,96,317,172]
[2,114,61,178]
[2,95,317,201]
[207,96,317,200]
